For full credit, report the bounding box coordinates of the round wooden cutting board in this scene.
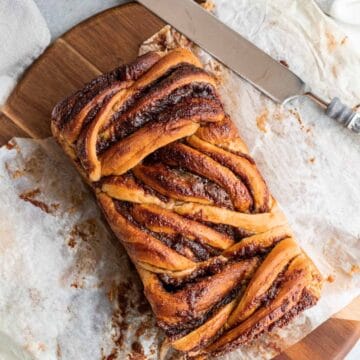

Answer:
[0,2,359,359]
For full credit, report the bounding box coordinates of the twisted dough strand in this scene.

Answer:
[52,48,322,358]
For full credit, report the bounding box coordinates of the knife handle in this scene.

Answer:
[307,93,360,134]
[326,97,360,133]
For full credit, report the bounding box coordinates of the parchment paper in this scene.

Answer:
[0,0,359,359]
[0,138,162,360]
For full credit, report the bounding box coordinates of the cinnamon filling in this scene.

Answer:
[97,171,170,203]
[95,64,218,153]
[201,222,250,241]
[114,200,219,262]
[160,284,245,339]
[159,257,228,288]
[52,52,161,130]
[211,288,318,357]
[137,160,234,209]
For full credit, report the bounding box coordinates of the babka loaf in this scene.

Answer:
[51,48,323,358]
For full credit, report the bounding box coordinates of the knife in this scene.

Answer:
[138,0,360,133]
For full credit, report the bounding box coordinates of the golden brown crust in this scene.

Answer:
[51,48,323,358]
[187,135,270,212]
[138,258,258,326]
[155,142,253,212]
[171,300,236,352]
[195,115,249,154]
[131,203,234,250]
[205,254,318,356]
[98,192,195,271]
[227,237,301,326]
[100,116,200,178]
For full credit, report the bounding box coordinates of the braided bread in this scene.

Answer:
[51,48,323,358]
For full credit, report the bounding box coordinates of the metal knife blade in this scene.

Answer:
[138,0,307,104]
[138,0,360,134]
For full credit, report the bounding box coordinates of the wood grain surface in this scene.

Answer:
[0,2,358,359]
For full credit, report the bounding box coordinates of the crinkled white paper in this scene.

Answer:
[0,138,161,360]
[198,0,360,357]
[0,0,359,359]
[139,0,360,358]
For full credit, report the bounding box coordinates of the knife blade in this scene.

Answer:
[138,0,360,133]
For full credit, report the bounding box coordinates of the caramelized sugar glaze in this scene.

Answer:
[52,49,322,358]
